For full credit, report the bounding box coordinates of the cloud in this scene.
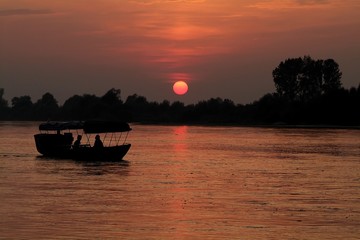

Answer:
[130,0,205,5]
[296,0,330,5]
[0,8,53,17]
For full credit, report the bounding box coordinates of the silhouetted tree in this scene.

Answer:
[273,57,303,102]
[100,88,127,120]
[170,101,185,111]
[0,88,10,119]
[251,93,283,123]
[124,94,150,121]
[125,94,147,106]
[273,56,342,102]
[61,94,102,120]
[101,88,123,106]
[33,92,59,120]
[322,59,342,94]
[186,98,237,124]
[0,88,8,108]
[11,95,33,120]
[158,100,170,113]
[298,56,323,102]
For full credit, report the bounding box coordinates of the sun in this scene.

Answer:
[173,81,189,95]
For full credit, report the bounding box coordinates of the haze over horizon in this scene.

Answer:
[1,0,359,105]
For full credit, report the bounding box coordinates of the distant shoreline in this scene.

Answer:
[132,121,360,130]
[1,120,359,130]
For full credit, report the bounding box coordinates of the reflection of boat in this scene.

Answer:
[34,121,131,161]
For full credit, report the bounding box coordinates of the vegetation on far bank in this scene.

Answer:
[1,56,359,126]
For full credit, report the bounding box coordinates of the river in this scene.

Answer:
[0,121,359,239]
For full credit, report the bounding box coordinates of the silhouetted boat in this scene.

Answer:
[34,120,131,161]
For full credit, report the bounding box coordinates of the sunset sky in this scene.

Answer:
[1,0,359,104]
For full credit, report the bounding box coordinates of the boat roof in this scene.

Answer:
[39,121,131,133]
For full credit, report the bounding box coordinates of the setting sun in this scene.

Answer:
[173,81,189,95]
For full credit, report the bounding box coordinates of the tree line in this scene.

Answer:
[1,56,359,126]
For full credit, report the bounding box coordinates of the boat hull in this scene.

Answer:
[69,144,131,161]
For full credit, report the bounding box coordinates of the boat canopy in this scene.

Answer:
[39,121,131,133]
[39,121,84,131]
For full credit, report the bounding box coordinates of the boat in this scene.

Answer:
[34,120,132,161]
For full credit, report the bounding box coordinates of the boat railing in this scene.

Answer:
[78,132,130,148]
[38,129,130,148]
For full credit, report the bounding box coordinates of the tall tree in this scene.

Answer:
[298,57,323,101]
[322,59,342,94]
[100,88,126,120]
[0,88,10,119]
[0,88,8,108]
[272,57,303,101]
[11,95,33,119]
[273,56,342,102]
[61,94,101,120]
[101,88,122,106]
[33,92,59,120]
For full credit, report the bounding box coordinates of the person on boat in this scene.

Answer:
[73,135,82,149]
[94,135,104,148]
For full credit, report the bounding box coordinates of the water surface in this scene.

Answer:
[1,122,360,239]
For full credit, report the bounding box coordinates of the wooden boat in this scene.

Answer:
[34,120,131,161]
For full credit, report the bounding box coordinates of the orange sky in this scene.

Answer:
[1,0,359,104]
